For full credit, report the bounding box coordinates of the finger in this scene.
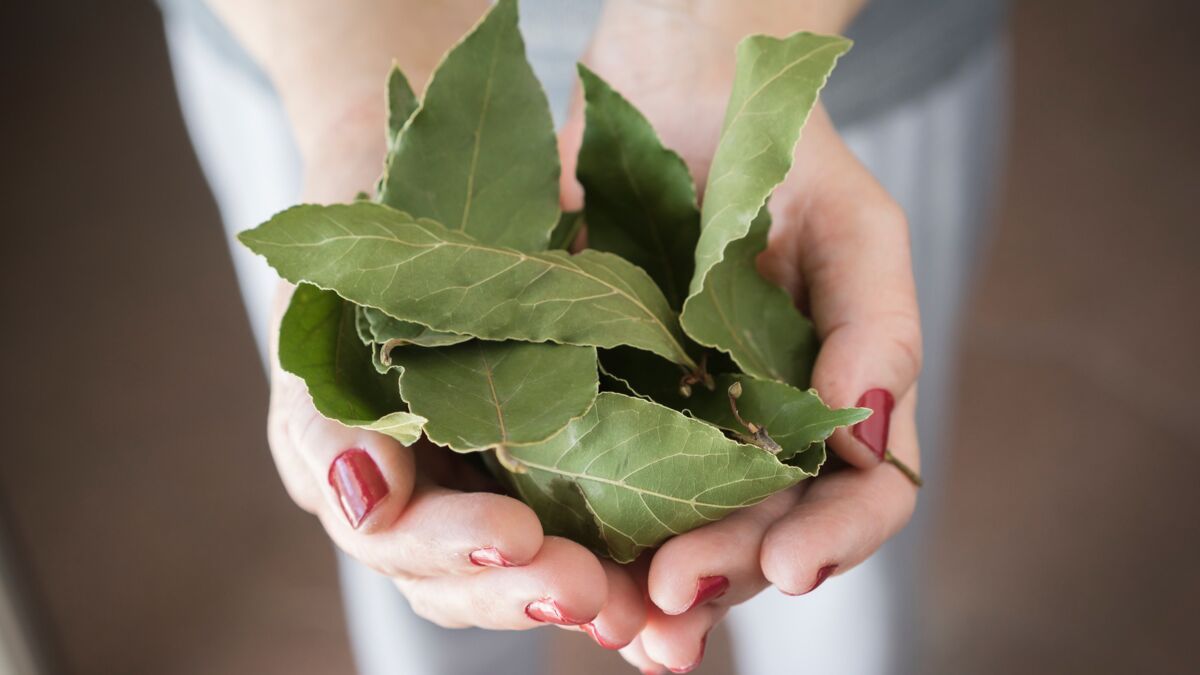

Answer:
[760,390,920,595]
[640,603,725,674]
[318,485,544,578]
[619,636,666,675]
[265,371,325,512]
[575,559,648,650]
[271,353,543,577]
[647,489,799,615]
[394,536,607,630]
[780,109,923,468]
[278,376,417,534]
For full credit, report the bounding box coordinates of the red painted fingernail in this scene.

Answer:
[469,547,515,568]
[328,448,388,529]
[525,598,586,626]
[668,633,708,673]
[852,388,895,461]
[684,575,729,612]
[582,622,622,650]
[806,564,838,594]
[641,668,663,675]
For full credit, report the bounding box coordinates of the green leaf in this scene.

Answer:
[239,202,696,368]
[786,440,827,477]
[685,374,869,470]
[378,0,560,251]
[278,283,425,446]
[681,32,849,383]
[576,65,700,310]
[390,341,598,452]
[505,392,809,563]
[386,64,419,146]
[354,304,375,346]
[361,306,470,349]
[683,206,820,385]
[548,210,584,251]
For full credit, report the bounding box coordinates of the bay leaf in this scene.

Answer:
[239,202,696,368]
[685,374,869,471]
[786,440,827,477]
[506,392,809,563]
[361,306,470,350]
[548,210,584,251]
[374,64,422,198]
[378,0,560,251]
[683,206,820,385]
[576,64,699,310]
[680,32,849,384]
[278,283,425,446]
[354,304,375,346]
[385,64,418,146]
[390,341,597,452]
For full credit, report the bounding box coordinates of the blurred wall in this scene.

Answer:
[0,1,1196,674]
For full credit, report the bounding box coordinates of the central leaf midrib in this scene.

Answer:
[478,343,508,444]
[458,18,503,232]
[517,458,769,510]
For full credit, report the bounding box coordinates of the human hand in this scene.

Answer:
[263,280,650,643]
[264,118,650,643]
[559,8,922,672]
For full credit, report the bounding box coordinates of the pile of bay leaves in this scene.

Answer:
[240,0,869,563]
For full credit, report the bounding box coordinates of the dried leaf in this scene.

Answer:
[239,202,696,368]
[278,284,425,446]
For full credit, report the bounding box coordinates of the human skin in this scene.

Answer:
[208,1,920,672]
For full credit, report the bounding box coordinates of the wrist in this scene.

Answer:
[606,0,863,40]
[294,94,389,203]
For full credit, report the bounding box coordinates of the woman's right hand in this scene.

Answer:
[263,283,647,646]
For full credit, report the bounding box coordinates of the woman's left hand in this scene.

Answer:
[561,17,924,663]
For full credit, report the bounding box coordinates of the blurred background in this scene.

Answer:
[0,0,1196,673]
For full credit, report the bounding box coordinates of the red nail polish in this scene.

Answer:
[806,564,838,594]
[525,598,586,626]
[469,547,515,568]
[582,622,622,650]
[685,575,729,612]
[668,633,708,673]
[852,388,895,461]
[328,448,388,529]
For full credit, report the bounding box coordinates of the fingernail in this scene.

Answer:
[582,622,622,650]
[641,669,664,675]
[806,564,838,594]
[852,388,895,461]
[668,633,708,673]
[525,598,586,626]
[683,575,729,612]
[328,448,388,529]
[469,547,515,568]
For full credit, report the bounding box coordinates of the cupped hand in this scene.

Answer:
[264,280,647,646]
[561,12,923,672]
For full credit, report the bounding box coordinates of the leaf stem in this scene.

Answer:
[884,450,923,488]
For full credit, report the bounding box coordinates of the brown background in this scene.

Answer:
[0,1,1197,673]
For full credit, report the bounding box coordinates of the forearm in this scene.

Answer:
[205,0,488,199]
[627,0,865,35]
[590,0,864,101]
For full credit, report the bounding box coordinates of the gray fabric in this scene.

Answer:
[156,0,1006,127]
